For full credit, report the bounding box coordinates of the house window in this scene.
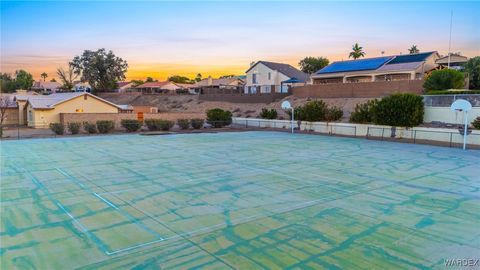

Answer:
[252,74,257,84]
[268,72,271,80]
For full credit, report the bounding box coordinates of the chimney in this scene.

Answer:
[207,76,213,86]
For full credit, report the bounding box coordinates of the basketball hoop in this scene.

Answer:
[450,99,472,150]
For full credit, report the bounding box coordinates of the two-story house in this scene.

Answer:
[244,61,309,94]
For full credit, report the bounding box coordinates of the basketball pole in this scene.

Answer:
[291,108,294,134]
[463,110,468,150]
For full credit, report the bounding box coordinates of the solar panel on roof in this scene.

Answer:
[386,52,433,65]
[316,56,392,74]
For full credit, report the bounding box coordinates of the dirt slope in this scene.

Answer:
[99,93,373,121]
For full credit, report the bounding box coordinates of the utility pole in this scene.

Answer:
[447,10,453,68]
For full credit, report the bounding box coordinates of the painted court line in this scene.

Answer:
[55,168,165,240]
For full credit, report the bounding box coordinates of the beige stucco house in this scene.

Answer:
[311,52,440,84]
[245,61,309,93]
[25,92,121,128]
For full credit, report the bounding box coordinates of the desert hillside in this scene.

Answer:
[99,93,373,121]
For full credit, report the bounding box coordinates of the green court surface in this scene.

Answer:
[1,131,479,269]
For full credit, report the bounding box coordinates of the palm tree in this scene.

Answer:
[41,72,48,81]
[408,45,419,54]
[349,43,365,59]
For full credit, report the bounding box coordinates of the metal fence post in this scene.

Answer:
[413,130,417,144]
[381,128,385,141]
[449,133,453,147]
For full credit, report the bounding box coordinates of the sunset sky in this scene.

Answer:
[1,1,479,81]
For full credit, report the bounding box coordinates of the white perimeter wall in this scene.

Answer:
[233,117,480,146]
[424,107,480,125]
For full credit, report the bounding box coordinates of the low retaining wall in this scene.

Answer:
[292,80,424,98]
[232,117,480,147]
[199,90,289,103]
[60,112,204,129]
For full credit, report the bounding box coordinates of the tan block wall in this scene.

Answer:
[293,80,424,98]
[60,112,205,129]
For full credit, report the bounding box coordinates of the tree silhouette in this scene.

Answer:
[349,43,366,59]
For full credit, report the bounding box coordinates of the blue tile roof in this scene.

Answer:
[386,52,434,65]
[315,56,393,74]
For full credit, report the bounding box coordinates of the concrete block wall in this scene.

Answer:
[292,80,424,98]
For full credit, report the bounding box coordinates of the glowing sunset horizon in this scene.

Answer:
[1,1,479,81]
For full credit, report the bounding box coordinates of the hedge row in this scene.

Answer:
[285,100,343,122]
[49,121,115,135]
[50,118,206,135]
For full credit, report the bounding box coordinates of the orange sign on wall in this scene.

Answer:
[137,112,144,122]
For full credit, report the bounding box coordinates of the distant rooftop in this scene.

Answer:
[26,92,121,109]
[247,61,309,82]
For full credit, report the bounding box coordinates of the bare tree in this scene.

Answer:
[0,95,15,137]
[57,66,78,90]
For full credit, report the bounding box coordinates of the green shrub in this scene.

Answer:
[96,120,115,134]
[190,119,204,129]
[349,99,379,123]
[121,119,142,132]
[49,123,64,135]
[424,69,465,91]
[177,119,190,130]
[424,90,480,95]
[206,108,232,128]
[372,93,424,127]
[286,100,327,122]
[144,119,174,131]
[302,100,327,121]
[158,120,174,131]
[325,106,343,122]
[472,117,480,129]
[67,122,81,134]
[83,122,97,134]
[259,108,278,119]
[145,119,160,131]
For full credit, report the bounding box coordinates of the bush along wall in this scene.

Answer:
[472,117,480,129]
[259,108,278,119]
[121,119,142,132]
[372,93,424,127]
[67,122,81,134]
[96,120,115,134]
[190,119,204,129]
[83,122,97,134]
[285,100,343,122]
[206,108,232,128]
[177,119,190,130]
[349,99,379,124]
[349,94,424,127]
[49,123,65,135]
[145,119,174,131]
